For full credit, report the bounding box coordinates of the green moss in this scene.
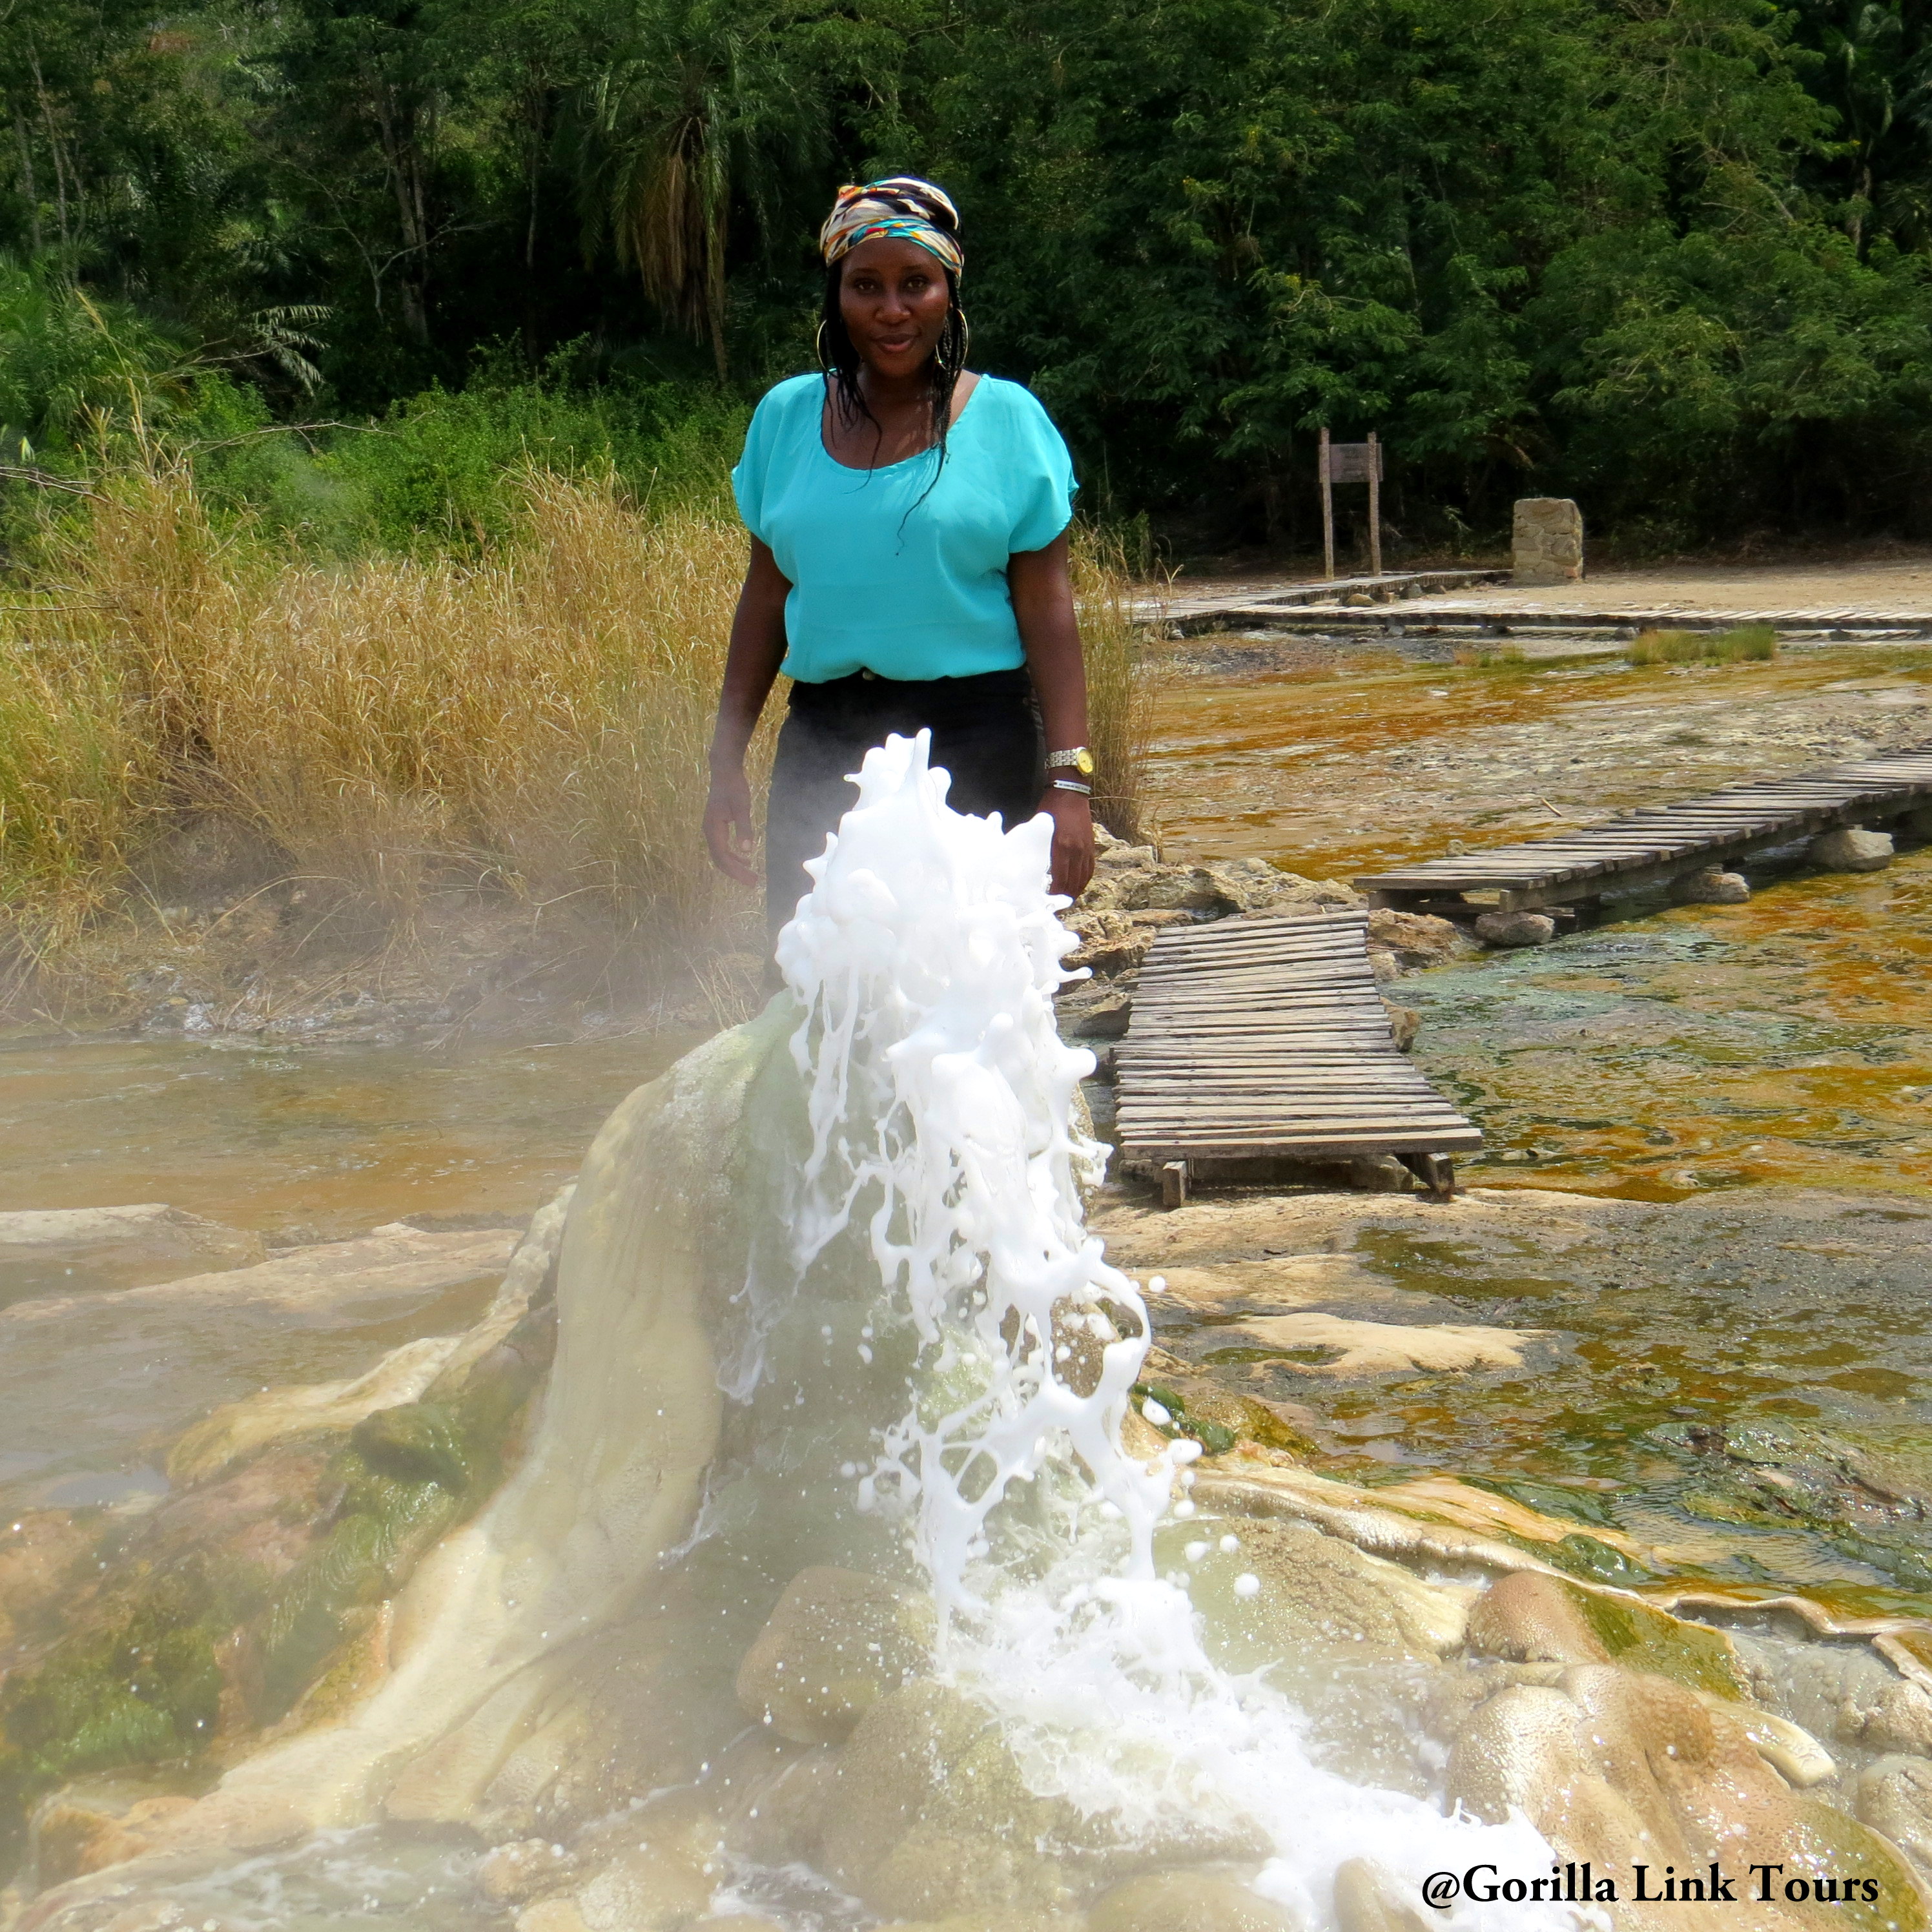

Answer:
[0,1567,225,1789]
[1131,1379,1311,1457]
[1559,1577,1747,1699]
[252,1441,468,1722]
[0,1373,554,1875]
[1545,1533,1660,1588]
[351,1401,471,1490]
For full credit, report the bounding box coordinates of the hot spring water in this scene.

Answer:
[16,734,1581,1932]
[743,732,1563,1926]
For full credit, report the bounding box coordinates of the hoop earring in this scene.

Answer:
[940,307,971,376]
[815,320,831,372]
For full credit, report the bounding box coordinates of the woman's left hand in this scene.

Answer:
[1045,786,1095,901]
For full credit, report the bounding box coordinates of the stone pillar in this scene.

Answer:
[1512,498,1584,586]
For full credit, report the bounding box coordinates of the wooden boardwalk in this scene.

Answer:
[1133,569,1508,633]
[1357,749,1932,914]
[1134,571,1932,640]
[1113,909,1482,1203]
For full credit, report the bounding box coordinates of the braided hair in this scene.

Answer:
[816,178,969,496]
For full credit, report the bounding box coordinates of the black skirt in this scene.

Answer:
[765,667,1045,941]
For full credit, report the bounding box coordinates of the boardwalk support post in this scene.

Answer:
[1398,1152,1457,1200]
[1160,1160,1189,1211]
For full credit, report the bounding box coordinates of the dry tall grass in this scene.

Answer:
[0,460,766,996]
[0,458,1157,1009]
[1074,528,1164,847]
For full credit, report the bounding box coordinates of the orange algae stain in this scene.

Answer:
[0,1030,703,1237]
[1147,642,1932,881]
[1398,848,1932,1200]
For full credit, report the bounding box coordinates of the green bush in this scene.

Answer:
[313,371,750,555]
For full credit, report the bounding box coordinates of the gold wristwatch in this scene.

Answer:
[1046,747,1096,777]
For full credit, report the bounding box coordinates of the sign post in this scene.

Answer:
[1317,430,1385,581]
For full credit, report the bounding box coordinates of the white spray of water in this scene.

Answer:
[776,734,1577,1931]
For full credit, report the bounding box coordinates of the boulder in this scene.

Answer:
[1058,982,1134,1039]
[819,1682,1081,1917]
[735,1567,934,1744]
[1364,909,1468,971]
[1847,1678,1932,1758]
[1670,868,1750,905]
[1081,858,1359,921]
[479,1837,579,1905]
[1809,826,1894,872]
[1472,910,1556,949]
[566,1845,715,1931]
[1381,1001,1419,1051]
[719,1744,841,1866]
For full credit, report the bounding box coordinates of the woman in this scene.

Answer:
[703,176,1097,943]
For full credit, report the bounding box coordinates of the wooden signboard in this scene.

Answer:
[1318,427,1382,582]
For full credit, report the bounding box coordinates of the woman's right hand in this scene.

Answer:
[704,763,759,887]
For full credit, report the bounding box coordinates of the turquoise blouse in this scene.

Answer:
[731,373,1078,684]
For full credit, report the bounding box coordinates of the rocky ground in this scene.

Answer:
[6,1167,1932,1929]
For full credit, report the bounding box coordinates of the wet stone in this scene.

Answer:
[1464,1570,1747,1698]
[1858,1756,1932,1882]
[1332,1858,1433,1932]
[734,1566,934,1745]
[1670,867,1751,903]
[1087,1870,1305,1932]
[1472,909,1556,949]
[1809,825,1895,871]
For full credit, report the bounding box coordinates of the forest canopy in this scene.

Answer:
[6,0,1932,550]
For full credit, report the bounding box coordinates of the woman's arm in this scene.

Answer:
[1009,532,1095,901]
[704,539,792,887]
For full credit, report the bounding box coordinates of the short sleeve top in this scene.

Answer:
[731,373,1077,684]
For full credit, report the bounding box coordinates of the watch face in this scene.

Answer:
[1075,748,1096,776]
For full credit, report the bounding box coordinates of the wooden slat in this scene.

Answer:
[1111,902,1481,1174]
[1356,746,1932,898]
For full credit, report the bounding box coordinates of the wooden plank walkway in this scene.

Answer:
[1357,748,1932,914]
[1113,909,1482,1202]
[1133,569,1508,632]
[1220,602,1932,637]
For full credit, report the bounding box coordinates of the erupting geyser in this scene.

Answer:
[770,732,1565,1929]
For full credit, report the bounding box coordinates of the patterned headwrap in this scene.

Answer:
[818,176,964,278]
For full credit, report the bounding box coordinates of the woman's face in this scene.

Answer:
[838,236,951,381]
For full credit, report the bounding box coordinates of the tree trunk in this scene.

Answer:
[28,48,70,250]
[371,70,433,346]
[13,114,41,252]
